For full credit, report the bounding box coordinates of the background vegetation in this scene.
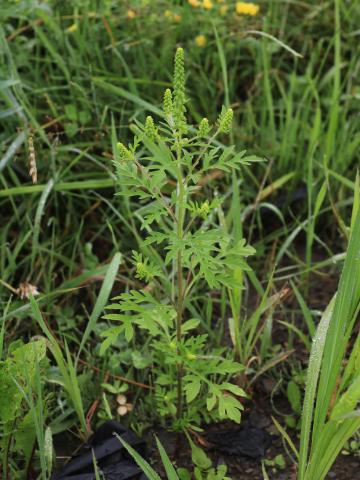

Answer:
[0,0,359,478]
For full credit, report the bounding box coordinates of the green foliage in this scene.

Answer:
[0,339,49,476]
[102,48,258,429]
[264,454,286,471]
[287,379,302,415]
[119,434,231,480]
[1,0,359,477]
[298,203,360,480]
[29,295,88,435]
[0,339,46,422]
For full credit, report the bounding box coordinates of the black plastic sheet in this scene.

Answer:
[51,421,147,480]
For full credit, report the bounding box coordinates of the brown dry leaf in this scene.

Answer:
[28,134,37,184]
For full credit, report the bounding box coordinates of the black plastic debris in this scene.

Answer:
[51,421,147,480]
[206,420,272,459]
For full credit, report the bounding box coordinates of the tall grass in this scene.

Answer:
[298,202,360,479]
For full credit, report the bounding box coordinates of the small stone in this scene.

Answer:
[327,472,336,479]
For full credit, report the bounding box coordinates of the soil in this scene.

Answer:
[150,406,360,480]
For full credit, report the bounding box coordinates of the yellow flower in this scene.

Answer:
[126,9,136,19]
[188,0,200,6]
[236,2,260,16]
[164,10,182,23]
[66,23,78,33]
[220,5,228,14]
[203,0,213,9]
[195,34,207,47]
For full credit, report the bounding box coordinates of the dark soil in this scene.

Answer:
[151,404,360,479]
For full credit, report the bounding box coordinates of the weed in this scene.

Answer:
[101,48,260,430]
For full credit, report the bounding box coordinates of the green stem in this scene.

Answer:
[228,286,243,362]
[175,141,186,421]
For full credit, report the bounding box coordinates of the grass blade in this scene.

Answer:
[116,435,161,480]
[77,252,121,362]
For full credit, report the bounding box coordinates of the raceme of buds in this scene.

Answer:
[198,118,210,137]
[145,115,158,141]
[117,142,133,163]
[199,200,210,219]
[163,88,174,123]
[173,47,187,135]
[218,107,233,134]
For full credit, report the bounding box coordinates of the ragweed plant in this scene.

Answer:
[101,48,259,430]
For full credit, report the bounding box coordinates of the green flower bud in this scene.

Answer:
[198,118,210,137]
[117,142,133,163]
[199,200,210,219]
[145,115,158,141]
[218,107,233,134]
[163,88,173,120]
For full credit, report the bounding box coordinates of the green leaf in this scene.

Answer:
[155,436,179,479]
[207,394,217,411]
[77,252,121,361]
[185,380,201,403]
[116,435,161,480]
[177,468,192,480]
[15,411,37,464]
[218,395,243,423]
[132,351,151,369]
[44,426,53,475]
[221,382,247,397]
[100,326,124,355]
[182,319,200,333]
[287,380,302,414]
[190,441,212,470]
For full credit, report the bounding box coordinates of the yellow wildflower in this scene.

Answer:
[220,5,228,14]
[236,2,259,16]
[126,9,136,19]
[195,34,207,47]
[203,0,213,9]
[188,0,200,6]
[66,23,78,33]
[164,10,172,18]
